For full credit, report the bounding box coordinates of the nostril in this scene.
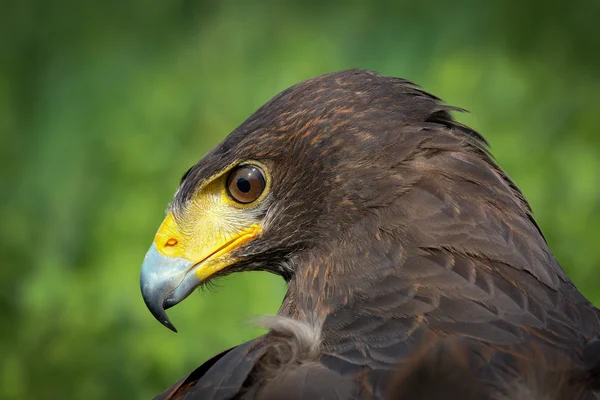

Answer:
[165,238,178,247]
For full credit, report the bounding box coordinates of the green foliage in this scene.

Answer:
[1,1,599,398]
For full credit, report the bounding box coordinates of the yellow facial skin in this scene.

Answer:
[155,164,268,280]
[140,161,269,331]
[153,212,260,281]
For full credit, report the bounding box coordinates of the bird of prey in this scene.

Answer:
[140,69,600,399]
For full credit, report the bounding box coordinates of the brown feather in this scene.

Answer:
[154,69,600,399]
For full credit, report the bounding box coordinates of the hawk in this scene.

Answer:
[140,69,600,399]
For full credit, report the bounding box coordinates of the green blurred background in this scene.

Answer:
[2,1,600,398]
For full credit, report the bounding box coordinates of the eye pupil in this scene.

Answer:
[226,165,266,204]
[237,178,251,193]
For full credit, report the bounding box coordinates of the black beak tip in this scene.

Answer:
[162,318,178,333]
[142,290,179,333]
[151,306,178,333]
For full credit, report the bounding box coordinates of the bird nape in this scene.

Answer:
[139,69,600,400]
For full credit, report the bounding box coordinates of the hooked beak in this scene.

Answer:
[140,243,199,332]
[139,212,260,332]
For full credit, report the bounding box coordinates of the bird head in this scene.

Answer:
[140,69,548,332]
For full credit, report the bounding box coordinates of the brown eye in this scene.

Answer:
[226,165,266,204]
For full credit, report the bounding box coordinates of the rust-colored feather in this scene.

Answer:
[154,70,600,399]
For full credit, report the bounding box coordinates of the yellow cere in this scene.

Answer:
[151,166,265,281]
[153,213,187,258]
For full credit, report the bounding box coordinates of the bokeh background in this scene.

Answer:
[2,1,600,399]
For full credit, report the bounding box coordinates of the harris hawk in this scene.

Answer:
[140,69,600,399]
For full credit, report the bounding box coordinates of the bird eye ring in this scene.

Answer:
[226,165,266,204]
